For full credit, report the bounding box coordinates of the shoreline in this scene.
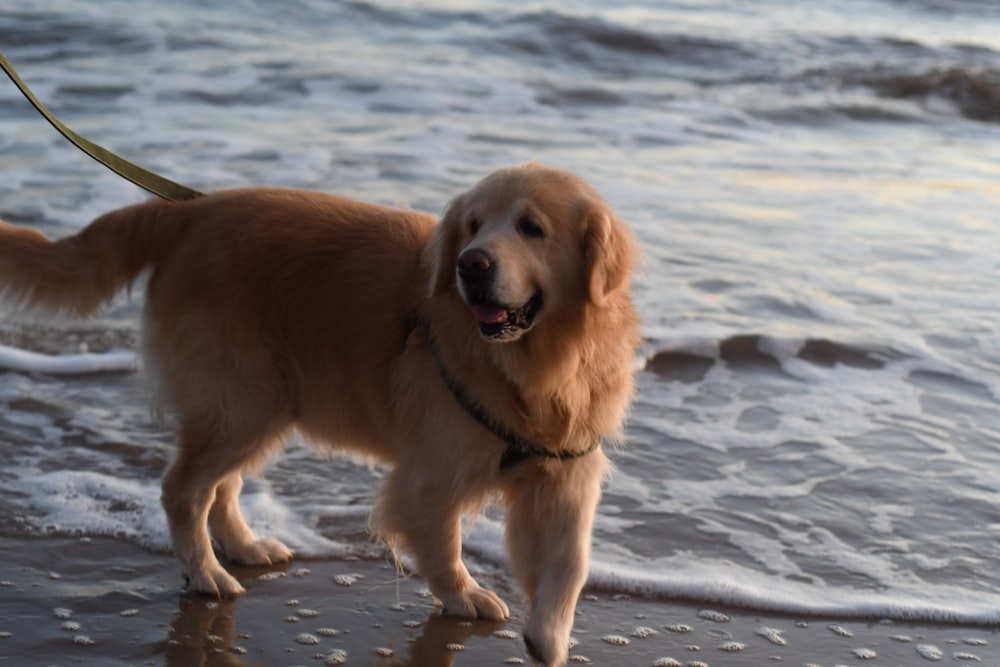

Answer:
[0,536,995,666]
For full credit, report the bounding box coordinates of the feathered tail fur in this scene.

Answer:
[0,200,191,316]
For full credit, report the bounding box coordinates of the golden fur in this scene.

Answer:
[0,162,639,666]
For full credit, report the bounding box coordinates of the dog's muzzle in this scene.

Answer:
[457,248,542,341]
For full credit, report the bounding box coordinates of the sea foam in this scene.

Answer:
[0,344,137,375]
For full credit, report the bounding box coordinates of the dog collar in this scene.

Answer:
[416,316,601,470]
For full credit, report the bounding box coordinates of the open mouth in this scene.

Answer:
[469,292,543,340]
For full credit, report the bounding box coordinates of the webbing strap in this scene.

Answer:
[418,316,602,470]
[0,50,203,202]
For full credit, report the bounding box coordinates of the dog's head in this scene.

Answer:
[428,163,635,342]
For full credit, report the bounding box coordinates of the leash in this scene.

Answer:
[0,50,203,202]
[417,316,601,470]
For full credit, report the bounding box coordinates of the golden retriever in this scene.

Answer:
[0,162,639,666]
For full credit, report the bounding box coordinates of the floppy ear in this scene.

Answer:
[584,206,636,306]
[426,197,465,297]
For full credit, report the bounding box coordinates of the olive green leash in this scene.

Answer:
[0,50,203,202]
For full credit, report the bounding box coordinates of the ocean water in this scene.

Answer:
[2,0,1000,625]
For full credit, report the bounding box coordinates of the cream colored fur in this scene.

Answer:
[0,163,639,667]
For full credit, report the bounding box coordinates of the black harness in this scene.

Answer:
[417,317,601,470]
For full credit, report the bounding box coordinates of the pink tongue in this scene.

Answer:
[473,304,508,324]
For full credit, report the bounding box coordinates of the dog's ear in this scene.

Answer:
[583,204,636,306]
[426,196,465,297]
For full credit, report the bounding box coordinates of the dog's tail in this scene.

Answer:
[0,199,193,317]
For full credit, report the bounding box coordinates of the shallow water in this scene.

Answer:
[2,0,1000,622]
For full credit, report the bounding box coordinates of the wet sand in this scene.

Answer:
[0,536,994,666]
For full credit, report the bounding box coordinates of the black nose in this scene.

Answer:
[457,248,494,281]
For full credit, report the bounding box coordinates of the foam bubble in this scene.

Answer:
[324,649,347,665]
[600,635,630,646]
[828,624,854,637]
[697,610,731,623]
[916,644,943,660]
[952,652,980,662]
[755,626,787,646]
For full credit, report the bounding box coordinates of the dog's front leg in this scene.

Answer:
[503,453,607,667]
[373,467,510,621]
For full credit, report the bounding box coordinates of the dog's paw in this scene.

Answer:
[523,616,571,667]
[439,584,510,621]
[523,632,569,667]
[226,537,294,567]
[184,564,246,598]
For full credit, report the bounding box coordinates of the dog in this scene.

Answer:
[0,162,639,666]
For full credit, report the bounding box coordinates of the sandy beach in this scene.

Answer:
[0,535,993,666]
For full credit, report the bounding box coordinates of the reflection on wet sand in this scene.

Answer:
[160,577,512,667]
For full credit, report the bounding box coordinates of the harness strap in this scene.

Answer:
[417,317,601,470]
[0,51,203,202]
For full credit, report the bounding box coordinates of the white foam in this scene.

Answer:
[10,468,168,550]
[0,344,137,375]
[584,556,1000,625]
[239,481,350,557]
[7,461,356,555]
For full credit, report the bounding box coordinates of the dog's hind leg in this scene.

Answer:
[161,444,242,597]
[161,418,291,597]
[208,471,293,567]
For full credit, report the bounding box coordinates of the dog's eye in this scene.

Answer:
[517,215,545,239]
[468,218,480,235]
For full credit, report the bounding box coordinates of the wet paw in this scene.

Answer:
[227,537,293,567]
[184,564,246,597]
[524,615,570,667]
[440,585,510,621]
[523,631,568,667]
